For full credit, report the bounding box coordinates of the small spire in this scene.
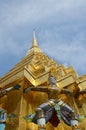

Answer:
[26,31,41,56]
[32,31,38,47]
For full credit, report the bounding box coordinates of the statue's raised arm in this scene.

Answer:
[0,84,21,98]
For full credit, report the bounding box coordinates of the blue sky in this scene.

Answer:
[0,0,86,77]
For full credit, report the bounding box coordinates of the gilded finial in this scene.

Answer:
[26,31,41,55]
[32,30,38,47]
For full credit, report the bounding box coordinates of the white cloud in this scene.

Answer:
[0,0,86,76]
[0,0,86,27]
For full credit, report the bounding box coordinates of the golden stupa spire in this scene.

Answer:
[26,31,41,56]
[32,31,38,47]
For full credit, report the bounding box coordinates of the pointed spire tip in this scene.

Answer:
[32,31,38,47]
[25,31,42,55]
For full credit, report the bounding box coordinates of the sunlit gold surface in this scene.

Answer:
[0,34,86,130]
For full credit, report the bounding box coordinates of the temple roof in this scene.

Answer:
[0,33,59,86]
[0,33,86,91]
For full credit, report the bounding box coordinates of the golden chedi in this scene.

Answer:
[0,33,86,130]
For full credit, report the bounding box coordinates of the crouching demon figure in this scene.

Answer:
[24,99,80,130]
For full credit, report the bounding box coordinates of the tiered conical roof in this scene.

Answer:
[0,33,58,86]
[0,32,85,92]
